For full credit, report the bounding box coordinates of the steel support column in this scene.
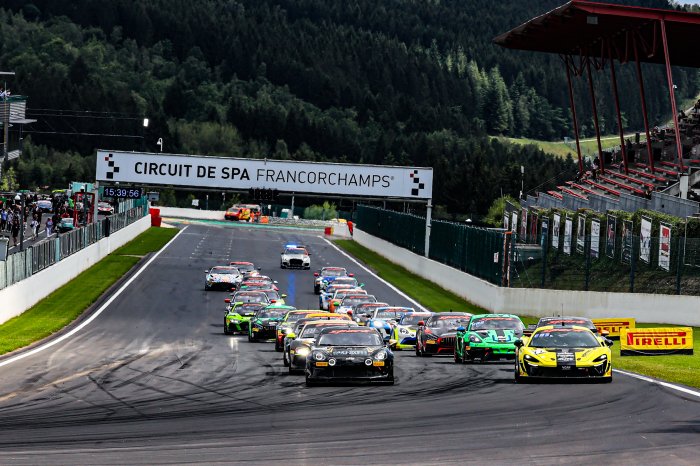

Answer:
[659,18,685,172]
[633,36,655,173]
[585,57,605,172]
[608,44,628,175]
[424,199,432,258]
[564,56,584,175]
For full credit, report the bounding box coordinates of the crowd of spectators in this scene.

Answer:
[0,192,77,247]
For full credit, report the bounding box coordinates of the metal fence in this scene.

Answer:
[356,205,505,285]
[1,198,148,290]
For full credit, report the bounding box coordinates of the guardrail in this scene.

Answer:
[0,198,148,290]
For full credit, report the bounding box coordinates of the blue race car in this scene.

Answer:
[364,307,414,342]
[313,267,352,294]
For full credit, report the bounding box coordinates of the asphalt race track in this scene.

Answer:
[1,222,699,465]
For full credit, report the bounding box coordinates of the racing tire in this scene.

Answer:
[314,285,320,294]
[304,266,310,270]
[283,351,290,367]
[275,340,283,352]
[305,375,317,387]
[289,364,301,375]
[453,348,460,364]
[280,264,286,269]
[248,333,254,342]
[514,367,522,384]
[224,323,232,336]
[204,283,211,291]
[601,376,613,384]
[415,342,422,357]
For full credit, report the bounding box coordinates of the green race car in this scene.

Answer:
[248,307,292,342]
[454,314,525,363]
[224,302,266,335]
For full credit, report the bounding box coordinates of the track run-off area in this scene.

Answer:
[0,223,699,465]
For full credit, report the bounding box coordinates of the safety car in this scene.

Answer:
[280,245,311,269]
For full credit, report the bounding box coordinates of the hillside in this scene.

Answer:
[0,0,697,214]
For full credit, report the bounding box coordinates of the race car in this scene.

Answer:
[237,287,287,304]
[524,316,607,337]
[351,302,390,325]
[305,327,395,386]
[390,311,433,350]
[204,265,243,291]
[328,289,367,312]
[227,290,270,306]
[363,306,409,339]
[283,314,353,365]
[454,314,525,363]
[313,267,351,294]
[280,245,311,269]
[319,284,358,310]
[239,275,279,291]
[287,320,357,373]
[274,310,323,351]
[230,261,260,278]
[415,312,472,357]
[336,294,377,315]
[97,201,114,215]
[224,302,266,334]
[248,307,289,342]
[514,325,613,382]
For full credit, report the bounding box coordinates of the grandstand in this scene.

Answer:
[495,0,700,218]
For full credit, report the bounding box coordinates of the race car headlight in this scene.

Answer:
[524,354,539,363]
[313,351,326,361]
[593,354,608,363]
[469,335,483,343]
[297,347,310,357]
[374,350,388,361]
[399,327,409,335]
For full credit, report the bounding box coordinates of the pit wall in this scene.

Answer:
[0,215,151,325]
[157,206,225,221]
[353,228,700,326]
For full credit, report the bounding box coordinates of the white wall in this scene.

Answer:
[353,228,700,326]
[0,215,151,325]
[157,206,224,221]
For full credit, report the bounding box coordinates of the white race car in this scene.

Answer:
[205,266,243,291]
[280,245,311,269]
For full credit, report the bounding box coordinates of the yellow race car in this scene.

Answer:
[514,325,613,383]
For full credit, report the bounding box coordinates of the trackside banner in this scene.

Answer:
[592,318,636,338]
[620,327,693,356]
[96,150,433,199]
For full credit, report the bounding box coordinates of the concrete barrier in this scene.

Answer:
[0,215,151,325]
[353,228,700,326]
[158,206,225,221]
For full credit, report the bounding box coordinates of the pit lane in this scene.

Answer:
[0,223,698,465]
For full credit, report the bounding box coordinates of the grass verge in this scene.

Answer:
[335,239,700,389]
[0,227,178,355]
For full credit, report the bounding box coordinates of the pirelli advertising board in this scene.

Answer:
[96,150,433,199]
[592,318,636,338]
[620,327,694,355]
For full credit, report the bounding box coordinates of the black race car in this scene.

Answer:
[415,312,472,356]
[305,327,394,385]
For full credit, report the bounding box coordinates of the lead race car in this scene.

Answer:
[514,325,613,383]
[305,327,394,386]
[204,265,243,291]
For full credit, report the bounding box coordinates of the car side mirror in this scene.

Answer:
[359,283,365,288]
[604,338,614,347]
[348,273,354,277]
[204,269,210,273]
[281,294,287,298]
[314,272,319,277]
[601,330,610,337]
[257,267,262,270]
[287,332,296,339]
[418,321,425,327]
[270,299,277,303]
[364,313,371,318]
[347,310,353,316]
[514,339,524,348]
[224,298,231,303]
[456,326,466,333]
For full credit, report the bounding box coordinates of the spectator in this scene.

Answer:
[30,214,39,239]
[0,208,6,231]
[45,217,53,237]
[11,217,19,246]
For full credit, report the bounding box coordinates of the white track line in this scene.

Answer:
[614,369,700,398]
[320,236,427,312]
[323,237,700,398]
[0,226,188,369]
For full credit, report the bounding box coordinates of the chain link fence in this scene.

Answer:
[0,198,148,290]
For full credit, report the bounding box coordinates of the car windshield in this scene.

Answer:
[258,310,287,319]
[235,293,267,303]
[323,269,346,277]
[263,290,280,300]
[211,267,238,275]
[530,329,601,348]
[235,264,255,272]
[429,316,469,328]
[285,248,307,255]
[342,297,375,306]
[401,315,425,325]
[233,305,262,315]
[375,310,404,319]
[286,313,313,323]
[317,330,383,346]
[470,317,524,332]
[539,318,594,330]
[300,325,330,338]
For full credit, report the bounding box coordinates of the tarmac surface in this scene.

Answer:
[0,223,699,465]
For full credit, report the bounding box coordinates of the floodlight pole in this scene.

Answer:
[585,57,606,173]
[659,18,684,172]
[424,199,432,258]
[608,43,628,175]
[633,35,655,174]
[0,71,14,164]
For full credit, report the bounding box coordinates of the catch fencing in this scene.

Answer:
[0,198,148,289]
[356,205,505,285]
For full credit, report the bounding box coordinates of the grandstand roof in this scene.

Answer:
[493,0,700,68]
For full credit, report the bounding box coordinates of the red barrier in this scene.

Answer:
[324,227,332,235]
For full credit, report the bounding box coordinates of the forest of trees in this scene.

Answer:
[1,0,698,216]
